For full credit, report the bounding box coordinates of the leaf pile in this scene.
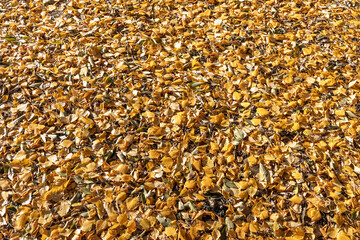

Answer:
[1,0,360,239]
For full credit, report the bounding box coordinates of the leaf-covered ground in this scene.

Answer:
[1,0,360,239]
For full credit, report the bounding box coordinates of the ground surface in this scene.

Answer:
[1,0,360,239]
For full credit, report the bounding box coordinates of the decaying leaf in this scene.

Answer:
[2,0,360,239]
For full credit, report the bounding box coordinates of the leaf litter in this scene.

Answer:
[1,0,360,239]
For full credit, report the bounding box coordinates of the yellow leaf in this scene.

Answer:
[241,102,250,108]
[285,227,305,240]
[233,91,242,100]
[251,119,261,126]
[328,138,341,150]
[291,122,300,131]
[248,155,258,166]
[204,62,212,68]
[126,220,137,233]
[210,142,219,154]
[289,195,303,204]
[221,142,234,154]
[303,48,312,55]
[14,213,28,231]
[43,179,70,201]
[179,188,188,197]
[288,101,297,108]
[307,208,321,222]
[81,220,94,232]
[194,193,205,200]
[201,176,214,189]
[116,62,129,72]
[80,117,94,127]
[303,129,312,136]
[236,181,249,190]
[221,120,229,128]
[335,109,345,117]
[10,158,31,168]
[165,227,177,237]
[334,214,344,226]
[191,59,201,68]
[210,113,225,124]
[238,191,249,200]
[337,231,351,240]
[291,14,303,20]
[256,108,269,117]
[140,219,151,230]
[117,213,128,226]
[61,139,73,148]
[179,228,189,240]
[161,157,174,169]
[185,180,197,189]
[149,150,161,159]
[260,209,269,220]
[249,221,258,232]
[121,174,133,182]
[172,112,186,125]
[147,126,165,136]
[317,141,328,150]
[337,202,347,214]
[142,111,156,118]
[291,171,302,180]
[126,197,138,210]
[117,192,127,201]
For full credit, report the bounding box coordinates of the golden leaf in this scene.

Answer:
[164,227,177,237]
[117,213,128,226]
[291,122,300,131]
[43,179,70,201]
[285,227,306,240]
[184,180,197,189]
[201,176,214,189]
[80,117,94,127]
[117,192,127,202]
[126,220,137,233]
[251,119,261,126]
[161,157,174,169]
[337,202,347,214]
[233,91,242,100]
[307,208,321,222]
[335,109,345,117]
[140,219,151,230]
[61,139,73,148]
[126,197,138,210]
[241,102,251,108]
[172,112,186,125]
[248,155,258,166]
[337,231,351,240]
[291,171,303,180]
[148,150,161,159]
[14,213,28,231]
[210,113,225,124]
[238,191,249,200]
[142,111,156,118]
[249,221,259,233]
[256,108,269,117]
[147,126,165,136]
[334,214,344,226]
[81,220,94,232]
[303,48,312,55]
[289,195,303,204]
